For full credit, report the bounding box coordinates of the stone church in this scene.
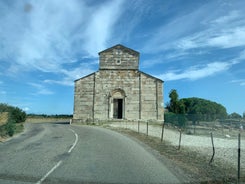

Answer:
[73,44,164,123]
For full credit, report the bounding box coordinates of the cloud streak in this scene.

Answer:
[157,61,238,81]
[230,79,245,86]
[83,0,124,55]
[28,83,54,95]
[142,1,245,54]
[0,0,124,81]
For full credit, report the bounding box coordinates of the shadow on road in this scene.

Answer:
[53,122,70,125]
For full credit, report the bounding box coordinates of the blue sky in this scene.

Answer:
[0,0,245,115]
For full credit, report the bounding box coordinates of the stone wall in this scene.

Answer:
[73,70,163,122]
[73,73,95,122]
[140,73,164,120]
[94,70,141,120]
[99,45,139,70]
[73,44,164,123]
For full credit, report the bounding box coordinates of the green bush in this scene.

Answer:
[0,103,26,137]
[5,122,16,136]
[10,107,26,123]
[0,103,26,123]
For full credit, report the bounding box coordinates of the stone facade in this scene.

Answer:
[73,44,164,123]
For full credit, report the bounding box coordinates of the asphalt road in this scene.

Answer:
[0,123,181,184]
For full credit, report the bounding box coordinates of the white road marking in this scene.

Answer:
[36,128,79,184]
[68,128,78,153]
[36,160,62,184]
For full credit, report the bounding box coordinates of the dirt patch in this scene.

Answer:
[109,127,242,184]
[0,136,6,142]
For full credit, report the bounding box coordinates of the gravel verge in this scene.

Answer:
[109,122,245,183]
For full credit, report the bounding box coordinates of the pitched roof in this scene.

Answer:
[98,44,139,56]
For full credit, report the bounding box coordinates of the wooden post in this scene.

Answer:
[161,122,165,142]
[209,132,215,165]
[138,120,140,133]
[178,129,182,150]
[238,133,241,183]
[146,121,148,136]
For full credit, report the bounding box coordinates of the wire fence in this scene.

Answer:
[109,120,245,182]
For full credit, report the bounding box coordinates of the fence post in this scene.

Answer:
[146,121,148,136]
[238,133,241,183]
[209,132,215,165]
[178,129,182,150]
[161,122,165,142]
[138,120,140,133]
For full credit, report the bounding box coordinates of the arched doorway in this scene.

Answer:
[109,89,126,119]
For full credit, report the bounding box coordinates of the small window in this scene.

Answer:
[115,49,122,55]
[116,59,121,65]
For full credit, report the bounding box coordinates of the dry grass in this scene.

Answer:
[0,112,8,142]
[25,117,71,123]
[0,112,8,126]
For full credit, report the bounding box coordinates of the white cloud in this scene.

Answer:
[230,79,245,86]
[29,83,54,95]
[143,1,245,54]
[142,2,213,53]
[44,62,96,86]
[175,25,245,51]
[212,10,240,24]
[0,0,124,77]
[83,0,124,56]
[207,27,245,48]
[238,49,245,60]
[157,61,237,81]
[23,107,30,112]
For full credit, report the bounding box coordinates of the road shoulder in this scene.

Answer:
[107,126,238,183]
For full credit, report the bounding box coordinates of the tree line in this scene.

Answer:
[0,103,26,136]
[165,89,237,128]
[27,114,73,118]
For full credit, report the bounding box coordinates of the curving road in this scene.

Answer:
[0,123,181,184]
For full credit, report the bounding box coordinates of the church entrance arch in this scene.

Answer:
[109,89,126,119]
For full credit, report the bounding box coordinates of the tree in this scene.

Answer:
[168,89,180,113]
[228,112,242,119]
[166,89,186,128]
[180,97,227,123]
[166,90,228,129]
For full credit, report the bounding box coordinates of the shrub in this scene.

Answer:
[0,103,26,137]
[9,107,26,123]
[4,122,16,137]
